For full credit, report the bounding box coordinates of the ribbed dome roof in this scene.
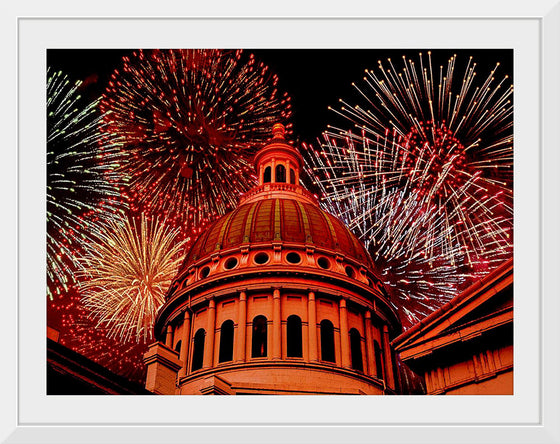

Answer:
[178,124,375,273]
[183,197,374,269]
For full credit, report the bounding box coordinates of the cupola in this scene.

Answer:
[254,123,303,186]
[239,123,314,205]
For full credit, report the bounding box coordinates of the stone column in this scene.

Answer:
[237,290,247,362]
[364,311,375,376]
[271,158,276,182]
[307,291,318,361]
[165,325,173,348]
[382,325,395,389]
[178,310,191,378]
[272,288,282,359]
[339,298,351,368]
[203,298,216,368]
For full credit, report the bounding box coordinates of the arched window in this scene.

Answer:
[275,164,286,183]
[218,320,234,363]
[263,166,271,183]
[320,319,335,363]
[374,340,384,379]
[191,328,205,371]
[251,315,268,358]
[349,329,363,371]
[289,168,296,184]
[286,315,302,357]
[174,340,182,354]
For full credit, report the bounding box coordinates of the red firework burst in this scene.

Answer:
[99,49,293,237]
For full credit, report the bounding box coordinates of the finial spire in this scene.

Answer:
[272,123,286,140]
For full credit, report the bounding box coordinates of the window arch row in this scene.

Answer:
[261,162,297,184]
[186,304,384,380]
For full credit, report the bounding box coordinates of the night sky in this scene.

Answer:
[47,48,513,143]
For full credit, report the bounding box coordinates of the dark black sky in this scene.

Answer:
[47,48,513,143]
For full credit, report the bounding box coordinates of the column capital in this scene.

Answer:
[365,310,372,320]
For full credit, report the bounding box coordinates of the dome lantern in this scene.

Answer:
[254,123,303,187]
[240,123,314,206]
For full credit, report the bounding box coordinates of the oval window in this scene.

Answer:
[345,265,356,279]
[254,252,270,265]
[224,257,238,270]
[200,266,210,278]
[317,257,330,269]
[286,252,301,264]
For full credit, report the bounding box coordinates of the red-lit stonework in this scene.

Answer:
[392,258,513,395]
[143,124,403,395]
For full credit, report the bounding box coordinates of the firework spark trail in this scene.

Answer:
[49,291,148,382]
[47,68,126,300]
[304,52,513,327]
[100,49,292,236]
[77,214,188,343]
[306,131,511,324]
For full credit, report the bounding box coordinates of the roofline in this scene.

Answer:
[392,257,513,347]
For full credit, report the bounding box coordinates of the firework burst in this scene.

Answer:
[47,68,126,300]
[304,52,513,326]
[99,49,292,235]
[77,214,188,343]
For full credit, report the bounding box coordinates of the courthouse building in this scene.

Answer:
[143,124,403,395]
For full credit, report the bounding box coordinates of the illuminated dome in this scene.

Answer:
[183,197,374,269]
[144,123,402,395]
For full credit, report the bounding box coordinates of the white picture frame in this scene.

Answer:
[3,1,560,443]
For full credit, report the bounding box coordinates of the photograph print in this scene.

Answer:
[46,48,513,395]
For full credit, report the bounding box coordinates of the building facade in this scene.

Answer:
[392,258,513,395]
[143,124,403,395]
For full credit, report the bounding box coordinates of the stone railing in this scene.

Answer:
[239,182,318,204]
